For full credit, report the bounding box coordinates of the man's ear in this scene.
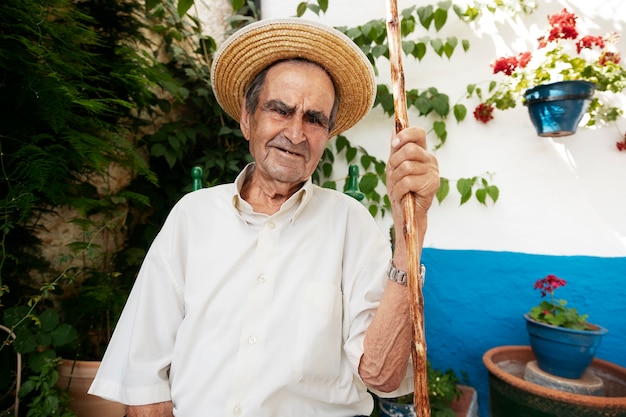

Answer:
[240,101,251,141]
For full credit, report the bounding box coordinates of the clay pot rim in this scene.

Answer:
[523,313,608,335]
[482,345,626,406]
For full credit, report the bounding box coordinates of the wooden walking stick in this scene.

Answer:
[385,1,430,416]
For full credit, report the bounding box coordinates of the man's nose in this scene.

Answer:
[283,116,306,144]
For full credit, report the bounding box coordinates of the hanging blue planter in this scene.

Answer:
[524,314,608,379]
[523,80,597,137]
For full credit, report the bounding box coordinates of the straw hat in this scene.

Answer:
[211,18,376,137]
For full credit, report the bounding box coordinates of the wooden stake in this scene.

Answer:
[385,1,430,416]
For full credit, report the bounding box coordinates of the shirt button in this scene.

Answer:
[233,405,242,415]
[248,336,257,345]
[267,221,275,229]
[258,275,266,283]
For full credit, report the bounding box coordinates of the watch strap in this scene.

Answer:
[387,262,426,287]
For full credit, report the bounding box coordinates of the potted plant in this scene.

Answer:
[524,274,608,379]
[482,345,626,417]
[471,8,626,141]
[374,362,477,417]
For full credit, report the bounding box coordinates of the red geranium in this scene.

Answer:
[473,103,494,124]
[617,134,626,152]
[529,274,592,330]
[533,274,566,297]
[471,8,626,147]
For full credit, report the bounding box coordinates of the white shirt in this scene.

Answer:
[89,164,412,417]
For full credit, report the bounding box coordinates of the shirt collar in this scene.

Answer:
[231,163,313,224]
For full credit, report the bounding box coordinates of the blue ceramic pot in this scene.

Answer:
[378,397,415,417]
[523,80,596,137]
[524,313,608,379]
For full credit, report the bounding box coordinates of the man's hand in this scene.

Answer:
[386,126,439,269]
[358,126,439,392]
[127,401,174,417]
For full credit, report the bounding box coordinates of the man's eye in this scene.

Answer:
[268,105,287,116]
[308,115,327,128]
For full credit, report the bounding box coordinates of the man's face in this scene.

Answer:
[240,61,335,186]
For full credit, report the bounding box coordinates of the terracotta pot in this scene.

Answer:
[56,360,126,417]
[483,345,626,417]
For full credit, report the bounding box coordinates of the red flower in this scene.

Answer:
[473,103,494,124]
[599,51,621,66]
[548,8,578,39]
[539,8,579,46]
[492,52,531,76]
[576,35,605,53]
[533,274,567,297]
[492,56,518,76]
[517,51,532,68]
[617,134,626,152]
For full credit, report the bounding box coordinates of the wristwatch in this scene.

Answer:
[387,261,426,287]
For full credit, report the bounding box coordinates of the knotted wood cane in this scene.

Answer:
[385,1,430,416]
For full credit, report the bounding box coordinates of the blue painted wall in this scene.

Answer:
[421,248,626,416]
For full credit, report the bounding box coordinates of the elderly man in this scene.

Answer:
[89,17,439,417]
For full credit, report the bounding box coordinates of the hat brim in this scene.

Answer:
[210,18,376,138]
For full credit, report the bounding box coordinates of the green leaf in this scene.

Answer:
[322,162,332,177]
[164,152,176,169]
[433,121,447,144]
[346,146,357,162]
[39,309,59,332]
[400,16,416,37]
[487,185,500,203]
[360,154,373,170]
[417,6,434,29]
[150,143,167,157]
[322,181,336,189]
[457,177,475,205]
[444,37,457,59]
[28,350,57,373]
[462,39,470,52]
[453,104,467,122]
[336,135,348,152]
[51,323,78,347]
[475,187,487,205]
[231,0,245,10]
[14,327,38,354]
[318,0,329,12]
[307,4,321,15]
[438,0,452,10]
[436,177,450,203]
[375,161,386,177]
[430,38,444,57]
[433,7,448,31]
[402,41,415,56]
[360,173,378,193]
[372,45,387,58]
[19,379,37,397]
[177,0,194,17]
[432,93,450,116]
[413,42,427,61]
[414,95,433,116]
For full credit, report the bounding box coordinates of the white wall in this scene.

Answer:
[261,0,626,257]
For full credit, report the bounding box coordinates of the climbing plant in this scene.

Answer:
[295,0,502,216]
